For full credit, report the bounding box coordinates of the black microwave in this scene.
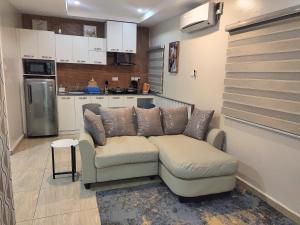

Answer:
[23,59,55,75]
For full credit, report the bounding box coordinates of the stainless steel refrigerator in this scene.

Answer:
[24,78,58,137]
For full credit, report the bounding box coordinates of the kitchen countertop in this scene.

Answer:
[57,92,155,97]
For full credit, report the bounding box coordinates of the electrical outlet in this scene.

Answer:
[112,76,118,81]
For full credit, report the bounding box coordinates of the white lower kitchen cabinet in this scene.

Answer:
[109,96,125,107]
[57,96,76,131]
[57,95,154,133]
[91,96,109,107]
[75,96,91,130]
[124,96,137,107]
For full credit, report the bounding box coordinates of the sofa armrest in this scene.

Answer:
[79,129,97,184]
[206,128,225,150]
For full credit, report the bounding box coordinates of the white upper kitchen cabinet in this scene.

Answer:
[122,23,137,53]
[73,36,89,64]
[106,21,123,52]
[37,31,55,60]
[88,37,106,51]
[19,29,38,59]
[89,51,107,65]
[56,34,73,63]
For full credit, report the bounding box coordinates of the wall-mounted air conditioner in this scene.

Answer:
[180,2,222,32]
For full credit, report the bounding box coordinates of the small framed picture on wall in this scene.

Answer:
[168,41,180,73]
[83,25,97,37]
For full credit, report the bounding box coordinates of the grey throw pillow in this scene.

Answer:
[161,107,188,135]
[135,107,164,136]
[183,108,214,140]
[82,103,101,116]
[99,107,136,137]
[84,109,106,146]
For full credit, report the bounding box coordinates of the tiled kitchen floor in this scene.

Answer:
[11,135,159,225]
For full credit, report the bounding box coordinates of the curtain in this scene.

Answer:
[0,58,16,225]
[223,15,300,136]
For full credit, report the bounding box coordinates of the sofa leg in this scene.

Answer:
[149,176,156,180]
[84,183,91,189]
[178,196,189,203]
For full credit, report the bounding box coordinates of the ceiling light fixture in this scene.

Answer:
[74,0,80,5]
[137,8,144,13]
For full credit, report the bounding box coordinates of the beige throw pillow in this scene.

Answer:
[84,109,106,146]
[183,108,214,140]
[161,107,188,135]
[135,107,164,136]
[99,107,136,137]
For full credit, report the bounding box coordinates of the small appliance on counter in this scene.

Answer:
[143,83,150,94]
[109,87,126,94]
[84,78,101,94]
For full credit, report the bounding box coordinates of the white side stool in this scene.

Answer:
[51,139,79,182]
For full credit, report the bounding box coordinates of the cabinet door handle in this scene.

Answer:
[24,55,34,58]
[127,97,135,99]
[112,97,120,99]
[62,97,70,99]
[94,61,102,64]
[96,97,104,99]
[79,97,87,99]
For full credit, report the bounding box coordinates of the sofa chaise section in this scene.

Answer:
[149,134,238,197]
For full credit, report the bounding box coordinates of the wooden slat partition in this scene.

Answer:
[155,95,194,118]
[223,15,300,136]
[148,47,164,94]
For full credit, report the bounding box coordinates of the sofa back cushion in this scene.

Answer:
[99,107,136,137]
[161,107,188,135]
[183,108,214,140]
[135,107,164,136]
[82,103,101,115]
[84,109,106,146]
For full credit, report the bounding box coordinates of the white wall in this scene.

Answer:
[0,0,23,150]
[150,0,300,215]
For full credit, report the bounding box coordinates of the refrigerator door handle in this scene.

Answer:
[28,84,32,104]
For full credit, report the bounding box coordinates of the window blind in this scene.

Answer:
[223,15,300,136]
[148,47,164,93]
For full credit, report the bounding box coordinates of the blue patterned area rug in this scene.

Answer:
[96,183,295,225]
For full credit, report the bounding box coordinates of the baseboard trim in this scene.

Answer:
[9,134,24,152]
[236,176,300,224]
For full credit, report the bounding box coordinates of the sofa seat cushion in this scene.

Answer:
[148,135,237,180]
[95,136,159,169]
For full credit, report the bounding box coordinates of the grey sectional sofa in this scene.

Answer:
[79,127,238,198]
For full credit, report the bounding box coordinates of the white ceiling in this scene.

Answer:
[8,0,204,26]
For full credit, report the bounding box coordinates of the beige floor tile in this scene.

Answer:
[11,148,49,174]
[34,182,97,219]
[14,191,39,222]
[32,209,100,225]
[16,220,33,225]
[12,168,44,193]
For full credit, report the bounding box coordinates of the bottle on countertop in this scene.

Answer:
[104,80,109,94]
